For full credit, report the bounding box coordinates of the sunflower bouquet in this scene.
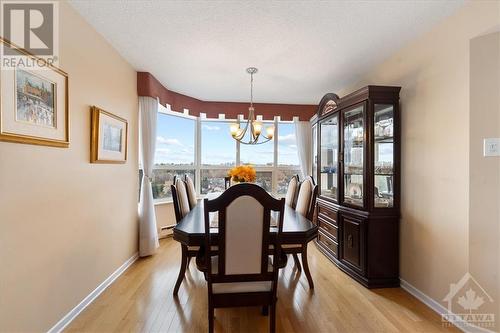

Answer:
[228,165,256,183]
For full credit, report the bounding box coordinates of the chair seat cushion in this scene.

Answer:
[211,255,273,293]
[281,244,302,249]
[213,281,272,294]
[187,246,200,251]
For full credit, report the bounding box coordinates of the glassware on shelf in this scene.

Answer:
[312,124,317,183]
[320,115,339,200]
[374,104,394,207]
[343,105,364,207]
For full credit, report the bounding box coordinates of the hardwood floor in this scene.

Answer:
[65,238,459,333]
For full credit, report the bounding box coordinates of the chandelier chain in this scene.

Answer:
[250,71,253,108]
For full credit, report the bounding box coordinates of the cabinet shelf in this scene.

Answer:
[374,136,393,143]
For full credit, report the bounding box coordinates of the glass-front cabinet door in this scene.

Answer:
[374,104,395,208]
[320,115,339,200]
[312,123,318,184]
[343,104,365,207]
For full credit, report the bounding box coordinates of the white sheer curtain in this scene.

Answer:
[294,120,312,179]
[139,96,160,256]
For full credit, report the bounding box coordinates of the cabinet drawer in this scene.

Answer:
[318,217,338,241]
[317,204,338,224]
[318,231,338,258]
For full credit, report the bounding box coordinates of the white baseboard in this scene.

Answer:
[47,252,139,333]
[400,279,495,333]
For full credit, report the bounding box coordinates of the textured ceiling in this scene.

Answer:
[69,0,464,104]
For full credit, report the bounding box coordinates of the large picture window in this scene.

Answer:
[146,109,303,202]
[149,109,196,200]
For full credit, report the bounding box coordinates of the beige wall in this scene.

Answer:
[340,0,500,327]
[0,2,138,332]
[469,31,500,325]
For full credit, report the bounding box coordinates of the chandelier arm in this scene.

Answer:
[239,136,271,145]
[236,122,248,140]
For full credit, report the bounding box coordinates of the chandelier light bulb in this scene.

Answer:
[230,123,240,136]
[266,126,275,139]
[253,121,263,135]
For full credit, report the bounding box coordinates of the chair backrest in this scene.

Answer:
[184,174,197,209]
[284,175,299,208]
[171,177,191,223]
[204,183,284,285]
[295,176,318,220]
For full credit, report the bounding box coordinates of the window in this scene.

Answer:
[150,110,196,200]
[276,122,301,194]
[200,120,236,195]
[201,121,236,167]
[152,169,195,200]
[276,169,300,194]
[201,169,228,194]
[278,122,299,167]
[143,111,306,202]
[255,171,273,192]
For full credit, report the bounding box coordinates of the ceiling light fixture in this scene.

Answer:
[229,67,274,145]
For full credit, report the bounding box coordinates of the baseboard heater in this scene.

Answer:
[161,225,175,231]
[160,225,175,238]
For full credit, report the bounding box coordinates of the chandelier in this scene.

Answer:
[229,67,275,145]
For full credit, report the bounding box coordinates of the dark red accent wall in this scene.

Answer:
[137,72,316,121]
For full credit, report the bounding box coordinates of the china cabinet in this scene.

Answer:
[312,86,401,288]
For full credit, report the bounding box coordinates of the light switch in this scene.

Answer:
[484,138,500,157]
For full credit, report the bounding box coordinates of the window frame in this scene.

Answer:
[149,109,301,204]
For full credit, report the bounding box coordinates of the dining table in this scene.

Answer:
[173,193,318,267]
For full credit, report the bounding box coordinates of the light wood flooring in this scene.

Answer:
[65,238,459,333]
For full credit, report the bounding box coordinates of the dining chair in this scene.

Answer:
[171,176,199,296]
[184,174,197,209]
[204,183,284,333]
[282,176,318,289]
[284,174,300,208]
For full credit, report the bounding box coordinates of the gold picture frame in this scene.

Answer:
[0,37,69,148]
[90,106,128,164]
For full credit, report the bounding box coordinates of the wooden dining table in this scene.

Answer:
[173,196,318,248]
[171,192,318,295]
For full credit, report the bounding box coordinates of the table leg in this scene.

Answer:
[301,244,314,289]
[173,244,188,296]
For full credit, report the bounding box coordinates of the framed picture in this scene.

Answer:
[0,38,69,147]
[90,106,128,163]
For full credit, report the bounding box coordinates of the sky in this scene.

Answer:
[154,113,300,166]
[155,114,195,165]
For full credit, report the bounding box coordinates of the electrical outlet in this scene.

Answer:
[484,138,500,157]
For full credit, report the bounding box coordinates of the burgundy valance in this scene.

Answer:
[137,72,316,121]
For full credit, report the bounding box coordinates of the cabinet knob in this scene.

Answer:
[347,234,353,248]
